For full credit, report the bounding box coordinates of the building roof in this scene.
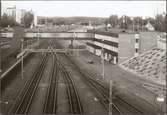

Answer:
[145,22,155,31]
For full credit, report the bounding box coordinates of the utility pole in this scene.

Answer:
[109,80,113,115]
[38,28,40,47]
[21,39,24,79]
[101,39,105,79]
[131,17,134,32]
[73,32,77,56]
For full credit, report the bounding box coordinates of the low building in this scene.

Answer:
[145,21,155,31]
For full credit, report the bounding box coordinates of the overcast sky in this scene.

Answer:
[2,1,166,18]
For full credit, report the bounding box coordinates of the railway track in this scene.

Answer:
[43,38,84,114]
[63,54,144,115]
[46,40,83,114]
[43,54,59,114]
[1,39,49,92]
[9,54,48,114]
[58,60,84,114]
[51,40,143,114]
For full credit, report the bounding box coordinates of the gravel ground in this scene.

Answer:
[56,70,69,114]
[1,53,42,114]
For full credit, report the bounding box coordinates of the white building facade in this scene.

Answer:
[87,30,119,64]
[5,6,16,19]
[4,6,27,24]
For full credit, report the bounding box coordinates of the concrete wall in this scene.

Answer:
[118,32,159,64]
[118,33,134,63]
[140,32,158,53]
[157,40,166,50]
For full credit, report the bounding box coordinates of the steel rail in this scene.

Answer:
[58,61,84,114]
[43,54,59,114]
[9,55,48,114]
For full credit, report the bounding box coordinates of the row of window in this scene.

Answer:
[86,42,118,56]
[95,34,118,43]
[93,38,118,48]
[93,41,118,53]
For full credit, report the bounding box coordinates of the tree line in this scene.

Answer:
[105,13,166,32]
[1,11,166,32]
[37,16,106,26]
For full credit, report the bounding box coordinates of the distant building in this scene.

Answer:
[4,6,28,24]
[5,6,16,19]
[145,21,155,31]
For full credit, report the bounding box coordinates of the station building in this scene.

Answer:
[86,30,119,64]
[85,30,162,65]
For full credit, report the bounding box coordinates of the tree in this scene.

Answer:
[154,14,166,32]
[132,16,143,31]
[108,15,118,28]
[0,13,16,27]
[21,11,34,28]
[119,15,132,29]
